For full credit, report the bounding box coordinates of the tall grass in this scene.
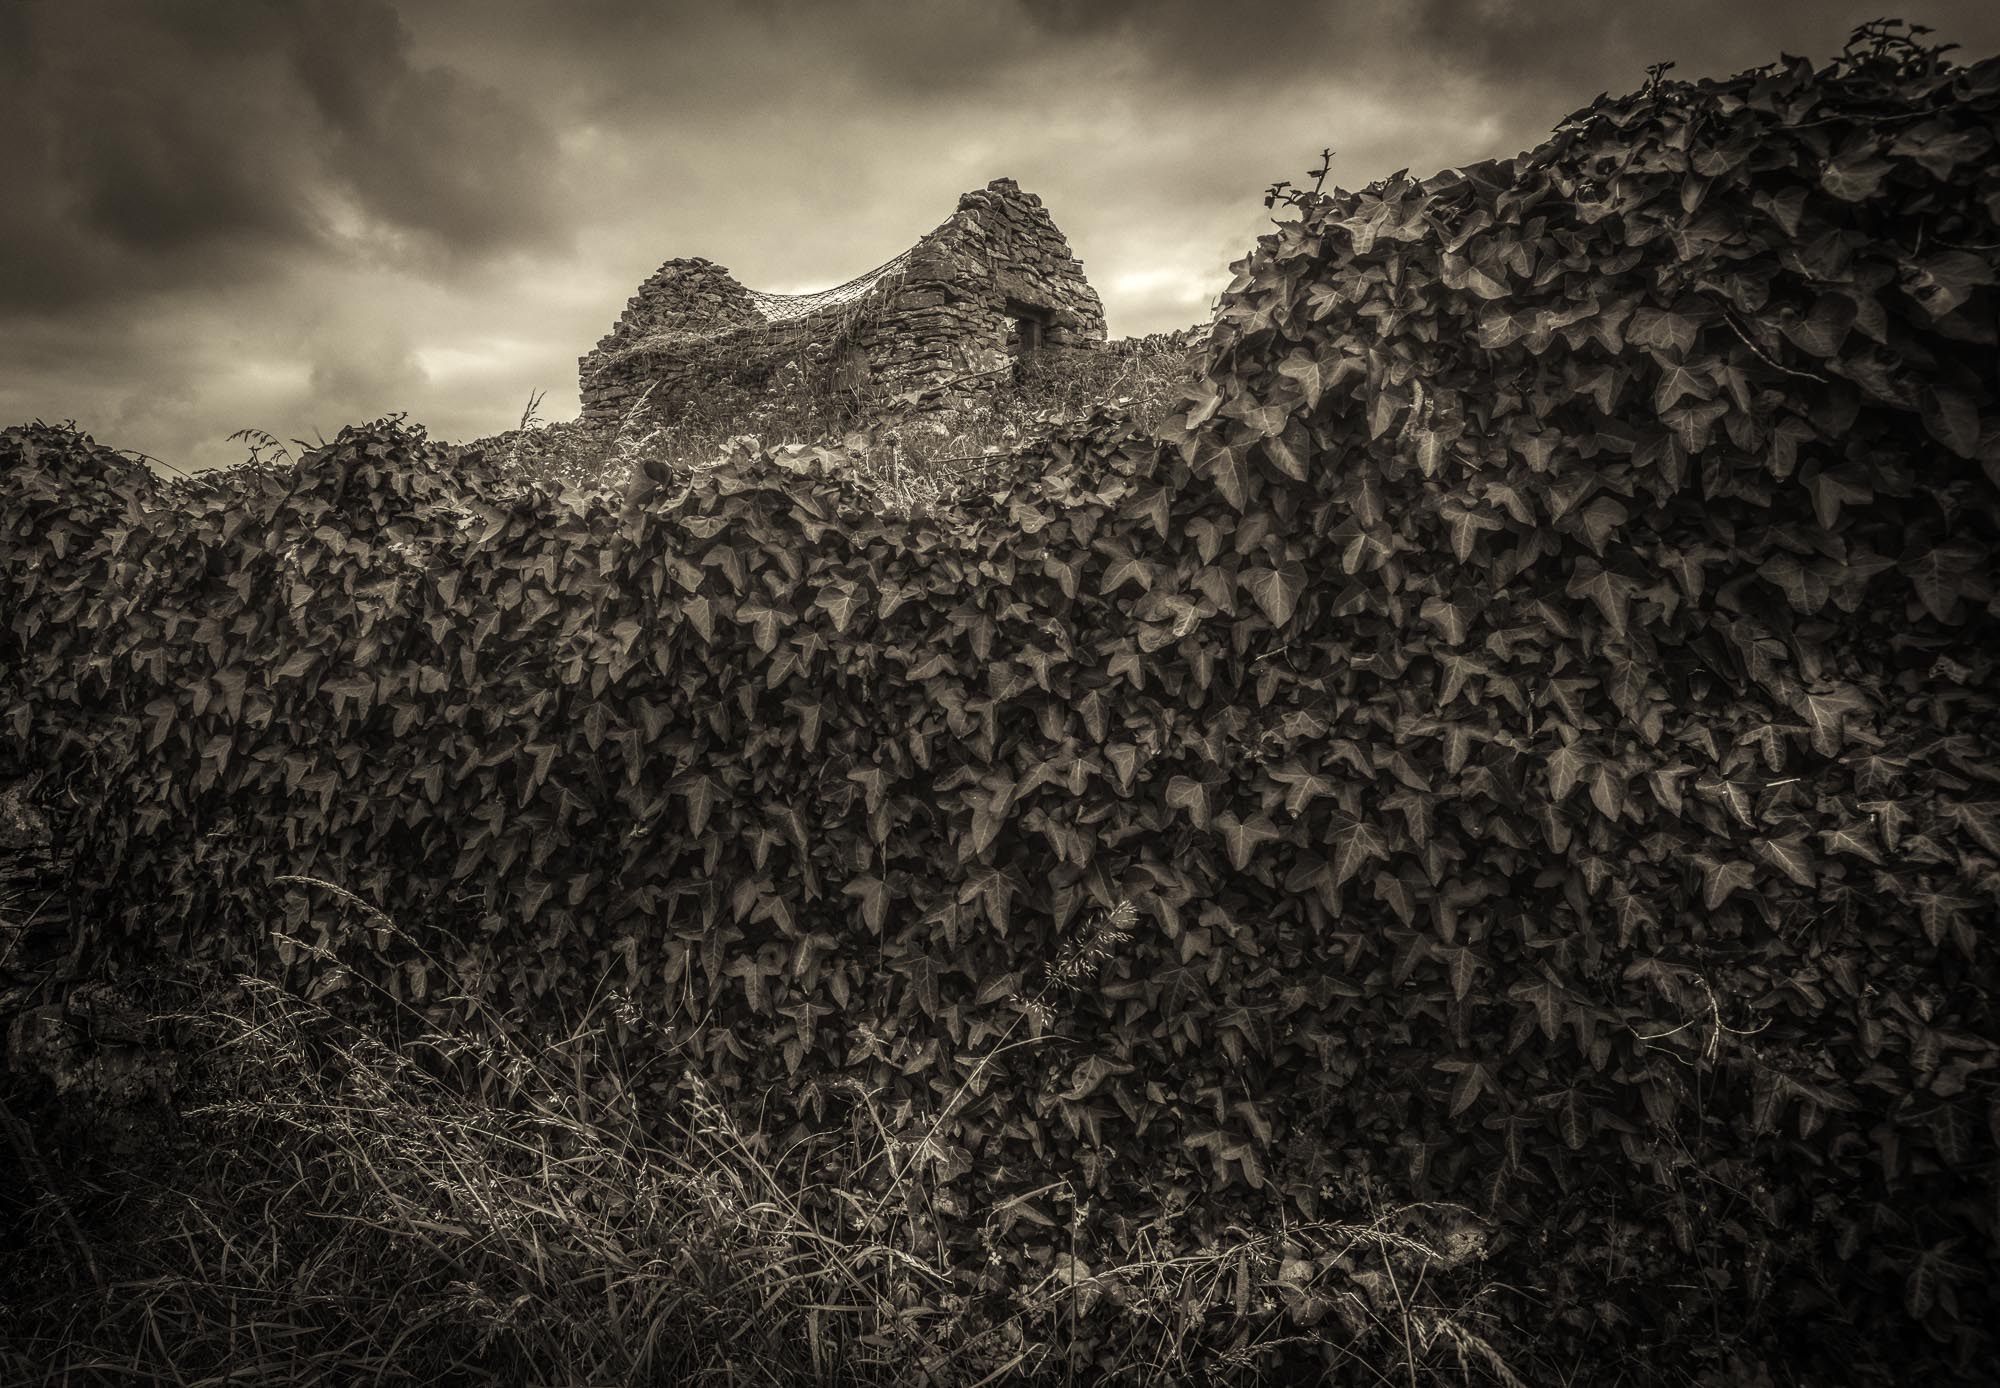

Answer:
[0,881,1528,1386]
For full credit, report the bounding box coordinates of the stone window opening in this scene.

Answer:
[1006,298,1053,360]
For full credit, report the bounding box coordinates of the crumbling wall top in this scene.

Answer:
[595,257,763,356]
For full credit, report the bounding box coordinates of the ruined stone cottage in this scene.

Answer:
[577,178,1108,427]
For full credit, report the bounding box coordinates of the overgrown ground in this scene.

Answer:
[0,932,1511,1387]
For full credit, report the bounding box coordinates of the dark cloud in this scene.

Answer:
[0,0,568,313]
[1411,0,1997,83]
[1012,0,1132,36]
[1010,1,2000,95]
[2,0,1996,473]
[1012,0,1346,73]
[1403,1,2000,131]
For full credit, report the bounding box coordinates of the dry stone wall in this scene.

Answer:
[578,178,1108,427]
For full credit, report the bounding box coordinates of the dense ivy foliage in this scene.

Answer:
[6,31,1999,1382]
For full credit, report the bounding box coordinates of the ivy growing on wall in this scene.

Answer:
[5,25,1999,1381]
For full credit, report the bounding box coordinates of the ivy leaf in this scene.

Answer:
[1440,251,1509,300]
[1506,975,1566,1041]
[1917,384,1982,459]
[1609,885,1656,948]
[1165,776,1212,830]
[1373,869,1419,924]
[683,595,716,643]
[1547,742,1589,803]
[1754,834,1818,888]
[1663,398,1730,453]
[1694,855,1757,910]
[1576,497,1629,556]
[1262,429,1310,482]
[1778,294,1857,359]
[1195,437,1254,511]
[1627,307,1698,355]
[1658,545,1710,601]
[324,674,376,717]
[1058,1054,1137,1103]
[1560,1090,1588,1150]
[1185,516,1229,564]
[1420,596,1473,645]
[1241,562,1306,628]
[1446,946,1479,1000]
[1809,467,1874,530]
[812,582,863,635]
[522,742,557,800]
[966,786,1012,856]
[1330,818,1389,888]
[1514,429,1559,473]
[892,953,947,1016]
[1588,763,1626,820]
[1890,125,1993,180]
[1909,887,1974,948]
[1270,761,1339,816]
[1948,802,2000,857]
[672,772,721,837]
[1819,148,1894,201]
[1213,811,1281,871]
[1653,361,1712,414]
[1566,559,1631,638]
[1818,823,1883,865]
[843,875,889,934]
[1758,554,1831,614]
[733,598,785,653]
[1181,376,1223,427]
[1903,248,1997,316]
[1439,502,1505,562]
[1602,648,1655,730]
[1695,774,1758,828]
[1101,553,1159,596]
[1435,1059,1498,1118]
[1795,686,1867,758]
[1901,543,1981,624]
[959,865,1019,934]
[1274,348,1327,410]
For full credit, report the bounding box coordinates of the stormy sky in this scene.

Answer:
[4,1,1997,473]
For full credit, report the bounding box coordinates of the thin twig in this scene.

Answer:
[1712,306,1830,384]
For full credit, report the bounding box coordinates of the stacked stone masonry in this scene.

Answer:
[578,178,1110,427]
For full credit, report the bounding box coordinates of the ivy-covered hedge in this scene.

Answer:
[6,32,2000,1382]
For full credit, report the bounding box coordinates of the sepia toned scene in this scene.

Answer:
[4,3,2000,1384]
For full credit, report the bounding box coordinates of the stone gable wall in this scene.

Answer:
[592,257,763,356]
[578,178,1108,428]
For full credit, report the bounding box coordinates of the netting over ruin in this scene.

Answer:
[740,246,915,324]
[596,247,917,360]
